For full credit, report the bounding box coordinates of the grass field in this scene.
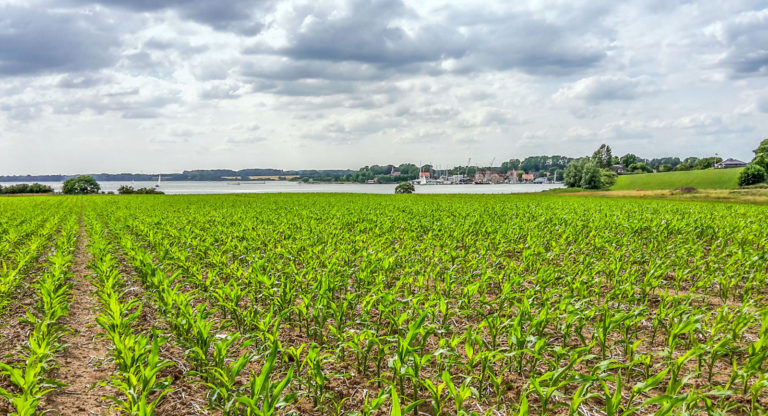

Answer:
[1,193,767,415]
[611,168,743,190]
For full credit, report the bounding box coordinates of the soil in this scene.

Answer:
[42,220,116,416]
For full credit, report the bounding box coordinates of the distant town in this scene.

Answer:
[0,149,745,185]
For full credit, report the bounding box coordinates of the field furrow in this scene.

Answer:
[41,217,116,416]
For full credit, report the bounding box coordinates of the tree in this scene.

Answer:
[647,157,681,170]
[738,164,767,186]
[580,162,603,189]
[628,162,653,173]
[620,154,639,168]
[395,182,415,194]
[62,175,101,194]
[683,156,700,166]
[501,159,521,171]
[752,138,768,170]
[694,157,722,170]
[591,144,613,169]
[564,159,588,188]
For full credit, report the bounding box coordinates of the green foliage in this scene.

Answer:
[591,144,613,169]
[620,153,639,168]
[564,159,609,189]
[0,183,54,194]
[519,155,573,174]
[751,138,768,171]
[395,182,415,194]
[564,158,587,188]
[647,157,682,170]
[500,159,521,171]
[62,175,100,194]
[580,162,603,189]
[628,162,653,173]
[738,164,767,186]
[600,170,618,188]
[694,157,723,170]
[117,186,164,195]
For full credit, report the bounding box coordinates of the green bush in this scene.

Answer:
[580,162,603,189]
[62,175,101,195]
[0,183,54,194]
[564,159,587,187]
[628,162,653,173]
[738,164,767,187]
[565,159,612,189]
[395,182,415,194]
[118,185,164,195]
[600,170,618,188]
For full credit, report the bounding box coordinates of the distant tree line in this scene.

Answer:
[0,169,357,183]
[0,183,54,194]
[117,186,164,195]
[0,147,744,187]
[616,155,723,173]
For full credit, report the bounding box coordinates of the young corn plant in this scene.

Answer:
[235,342,298,416]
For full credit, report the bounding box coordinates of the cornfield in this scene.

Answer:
[1,193,766,415]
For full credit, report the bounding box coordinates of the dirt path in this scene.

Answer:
[42,220,115,416]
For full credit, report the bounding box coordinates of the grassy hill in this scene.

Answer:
[611,168,743,190]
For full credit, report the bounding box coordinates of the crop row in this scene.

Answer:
[0,201,71,316]
[0,212,78,415]
[2,193,766,415]
[74,194,768,415]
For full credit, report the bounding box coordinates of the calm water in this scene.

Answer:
[3,181,564,195]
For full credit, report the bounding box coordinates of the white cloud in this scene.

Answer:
[554,74,658,104]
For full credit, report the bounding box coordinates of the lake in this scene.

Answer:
[2,181,564,195]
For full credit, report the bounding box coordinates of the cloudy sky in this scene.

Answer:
[1,0,767,174]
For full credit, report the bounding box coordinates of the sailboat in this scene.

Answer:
[155,174,162,188]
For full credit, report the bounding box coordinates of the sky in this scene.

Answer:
[0,0,767,175]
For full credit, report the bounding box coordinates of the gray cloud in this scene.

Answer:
[199,82,243,100]
[72,0,274,34]
[239,0,610,85]
[0,6,120,76]
[272,0,466,66]
[0,103,44,121]
[250,79,359,96]
[712,9,768,77]
[46,87,182,119]
[143,38,209,55]
[239,57,393,82]
[454,13,607,75]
